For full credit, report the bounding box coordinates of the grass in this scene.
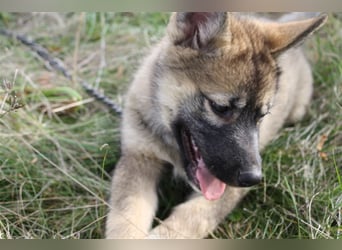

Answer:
[0,12,341,239]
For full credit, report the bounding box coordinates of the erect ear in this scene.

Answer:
[260,14,328,55]
[167,12,228,50]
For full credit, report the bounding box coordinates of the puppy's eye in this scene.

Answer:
[255,109,270,122]
[260,111,269,118]
[209,100,233,117]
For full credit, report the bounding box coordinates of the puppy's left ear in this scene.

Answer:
[167,12,228,50]
[260,14,328,55]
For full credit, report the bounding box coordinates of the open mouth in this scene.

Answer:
[181,128,226,201]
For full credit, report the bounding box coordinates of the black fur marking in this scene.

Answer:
[274,64,282,92]
[173,95,262,188]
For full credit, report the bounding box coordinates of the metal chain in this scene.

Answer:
[0,28,122,115]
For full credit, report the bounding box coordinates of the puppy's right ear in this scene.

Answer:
[167,12,228,50]
[259,14,328,56]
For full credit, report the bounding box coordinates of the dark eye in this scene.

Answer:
[255,108,270,122]
[258,112,268,120]
[209,100,233,118]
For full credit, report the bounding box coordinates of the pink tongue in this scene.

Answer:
[195,159,226,201]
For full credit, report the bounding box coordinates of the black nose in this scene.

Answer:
[238,170,262,187]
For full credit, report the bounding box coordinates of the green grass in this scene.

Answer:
[0,12,341,239]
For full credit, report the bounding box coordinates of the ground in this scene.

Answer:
[0,12,341,239]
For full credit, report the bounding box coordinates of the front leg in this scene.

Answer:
[148,187,248,239]
[106,154,163,239]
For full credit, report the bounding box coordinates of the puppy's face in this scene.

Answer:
[155,13,327,200]
[168,34,278,200]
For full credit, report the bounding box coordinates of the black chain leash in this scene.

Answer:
[0,28,123,115]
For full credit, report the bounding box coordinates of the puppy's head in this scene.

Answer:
[156,12,327,200]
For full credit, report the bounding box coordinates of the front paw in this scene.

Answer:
[146,226,168,239]
[146,225,186,239]
[145,233,163,239]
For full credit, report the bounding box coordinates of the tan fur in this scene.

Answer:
[105,12,327,239]
[259,48,314,149]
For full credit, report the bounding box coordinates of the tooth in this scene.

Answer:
[191,138,197,149]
